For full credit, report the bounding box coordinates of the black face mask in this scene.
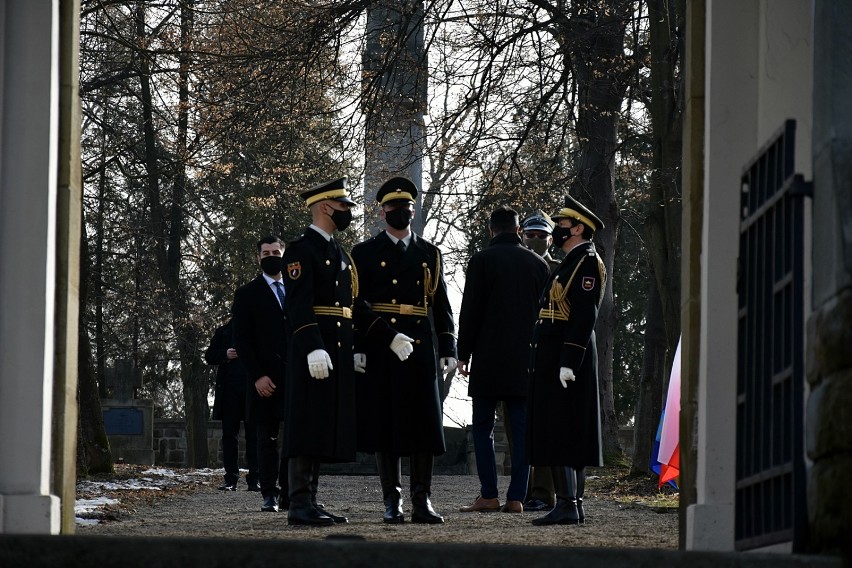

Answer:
[551,226,573,248]
[385,207,413,230]
[329,207,353,231]
[260,255,283,276]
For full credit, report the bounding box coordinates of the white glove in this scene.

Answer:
[307,349,333,379]
[389,333,415,361]
[439,357,458,377]
[354,353,367,373]
[559,367,575,388]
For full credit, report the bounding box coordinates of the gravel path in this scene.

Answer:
[77,468,678,548]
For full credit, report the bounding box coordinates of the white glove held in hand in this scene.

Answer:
[389,333,415,361]
[440,357,458,377]
[354,353,367,373]
[307,349,333,379]
[559,367,576,388]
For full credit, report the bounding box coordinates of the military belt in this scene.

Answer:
[313,306,352,319]
[539,308,569,322]
[372,302,428,317]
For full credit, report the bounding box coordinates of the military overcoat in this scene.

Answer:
[281,228,357,463]
[526,241,606,468]
[352,231,456,456]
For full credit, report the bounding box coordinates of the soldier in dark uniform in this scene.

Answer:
[281,178,358,526]
[520,212,559,512]
[352,176,457,524]
[522,212,561,272]
[527,194,607,526]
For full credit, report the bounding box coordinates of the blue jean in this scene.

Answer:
[471,396,529,502]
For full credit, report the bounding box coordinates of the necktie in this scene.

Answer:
[397,239,407,253]
[273,281,285,309]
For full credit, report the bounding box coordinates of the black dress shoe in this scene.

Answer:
[287,506,334,526]
[316,505,347,524]
[383,497,404,524]
[411,499,444,524]
[246,481,261,492]
[261,495,279,513]
[523,498,552,512]
[278,495,290,511]
[218,482,237,492]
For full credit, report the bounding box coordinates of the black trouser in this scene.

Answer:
[221,383,258,485]
[256,419,288,498]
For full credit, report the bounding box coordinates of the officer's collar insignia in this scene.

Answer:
[288,261,302,280]
[582,276,595,291]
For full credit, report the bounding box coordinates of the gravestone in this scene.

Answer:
[101,359,155,465]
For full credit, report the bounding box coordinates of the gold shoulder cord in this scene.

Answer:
[547,256,588,322]
[345,251,359,304]
[596,253,606,304]
[422,249,442,309]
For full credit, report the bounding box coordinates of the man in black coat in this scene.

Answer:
[352,177,457,525]
[527,194,607,526]
[281,178,357,527]
[232,235,289,513]
[204,319,258,492]
[457,206,549,514]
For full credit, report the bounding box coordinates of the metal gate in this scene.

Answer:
[736,119,810,551]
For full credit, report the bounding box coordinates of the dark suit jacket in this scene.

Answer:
[457,232,549,399]
[232,274,288,424]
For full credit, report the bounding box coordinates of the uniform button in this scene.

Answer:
[335,301,340,307]
[391,318,397,324]
[326,260,331,265]
[337,342,342,347]
[416,301,421,305]
[335,280,339,286]
[337,322,341,328]
[416,320,421,324]
[391,299,397,304]
[422,262,427,268]
[381,261,386,267]
[392,279,398,285]
[415,339,421,345]
[416,281,420,285]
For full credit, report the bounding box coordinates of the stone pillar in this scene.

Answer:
[685,0,759,550]
[807,0,852,555]
[0,0,62,534]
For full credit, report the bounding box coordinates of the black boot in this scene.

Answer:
[531,466,579,526]
[576,467,585,524]
[287,456,333,526]
[410,452,443,524]
[377,452,404,523]
[311,459,347,523]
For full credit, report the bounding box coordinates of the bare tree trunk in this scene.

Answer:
[136,1,208,466]
[77,207,113,476]
[631,0,684,474]
[567,0,632,463]
[630,277,665,474]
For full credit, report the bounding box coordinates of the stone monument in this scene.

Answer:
[100,359,155,465]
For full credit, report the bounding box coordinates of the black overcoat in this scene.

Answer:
[282,228,357,463]
[352,231,456,456]
[231,275,288,424]
[457,232,549,399]
[204,320,248,421]
[526,241,606,468]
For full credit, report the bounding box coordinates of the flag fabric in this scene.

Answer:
[651,337,681,489]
